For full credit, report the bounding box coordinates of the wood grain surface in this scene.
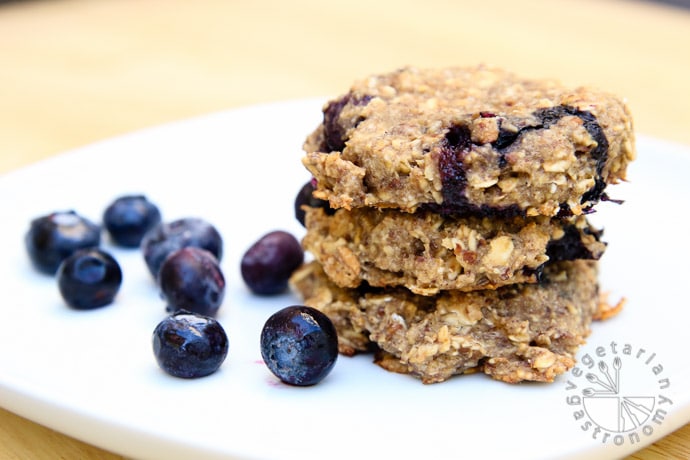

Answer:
[1,0,688,458]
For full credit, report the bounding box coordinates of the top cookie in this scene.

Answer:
[303,66,635,217]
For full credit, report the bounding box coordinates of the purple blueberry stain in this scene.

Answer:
[546,224,605,262]
[428,122,523,217]
[435,124,473,210]
[430,105,609,216]
[322,93,373,152]
[510,106,610,206]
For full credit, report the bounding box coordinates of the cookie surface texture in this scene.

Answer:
[290,260,600,384]
[302,206,605,295]
[303,66,635,216]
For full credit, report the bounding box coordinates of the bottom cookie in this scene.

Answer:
[290,260,602,384]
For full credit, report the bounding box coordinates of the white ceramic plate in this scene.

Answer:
[1,99,689,460]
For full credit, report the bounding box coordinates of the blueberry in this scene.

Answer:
[141,218,223,278]
[322,93,373,152]
[25,210,101,274]
[241,231,304,295]
[438,124,472,206]
[535,106,610,206]
[158,247,225,317]
[103,195,161,248]
[294,180,334,227]
[152,311,228,378]
[260,305,338,386]
[57,248,122,310]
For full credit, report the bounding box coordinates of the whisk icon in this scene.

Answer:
[582,357,622,396]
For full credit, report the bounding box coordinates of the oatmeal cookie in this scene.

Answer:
[290,260,599,384]
[302,206,605,295]
[303,66,635,216]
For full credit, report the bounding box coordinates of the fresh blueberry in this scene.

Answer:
[141,218,223,278]
[294,180,334,227]
[241,230,304,296]
[158,247,225,317]
[152,311,229,378]
[103,195,162,248]
[57,248,122,310]
[25,210,101,275]
[260,305,338,386]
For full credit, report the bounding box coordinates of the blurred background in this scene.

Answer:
[0,0,689,458]
[0,0,689,175]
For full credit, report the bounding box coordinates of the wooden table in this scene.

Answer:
[1,0,688,458]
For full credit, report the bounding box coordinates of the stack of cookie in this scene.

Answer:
[290,66,635,384]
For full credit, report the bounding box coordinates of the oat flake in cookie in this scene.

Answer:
[303,66,635,217]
